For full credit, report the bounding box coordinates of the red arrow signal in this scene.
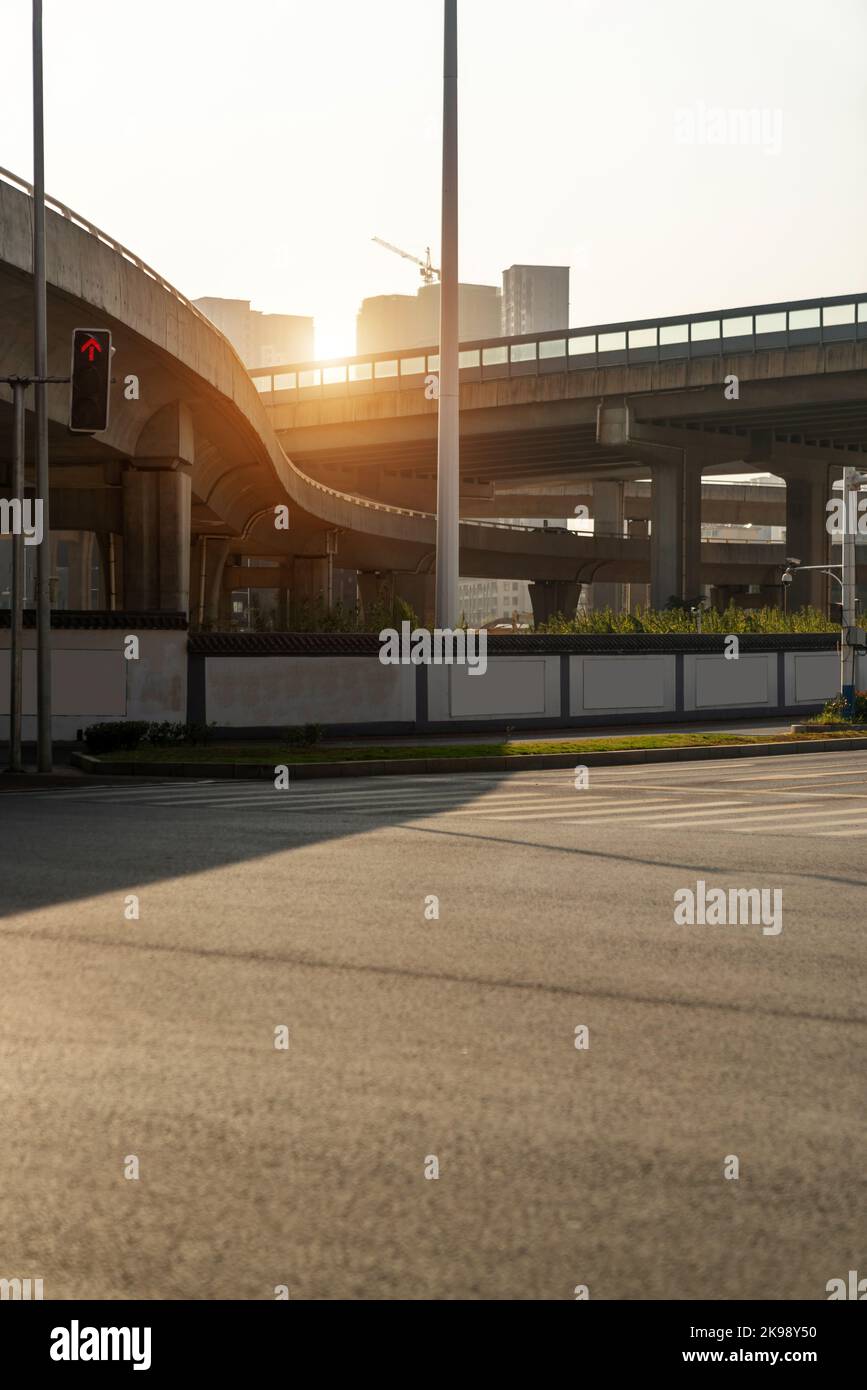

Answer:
[80,335,103,362]
[70,328,112,433]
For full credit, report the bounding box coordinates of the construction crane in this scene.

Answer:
[372,236,440,285]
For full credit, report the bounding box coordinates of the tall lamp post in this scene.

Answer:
[840,466,867,715]
[783,558,844,706]
[33,0,53,771]
[783,472,867,718]
[435,0,459,627]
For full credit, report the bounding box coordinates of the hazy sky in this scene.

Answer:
[2,0,866,357]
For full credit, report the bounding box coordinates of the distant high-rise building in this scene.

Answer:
[193,297,314,368]
[356,282,501,354]
[457,577,532,628]
[355,294,425,355]
[501,265,569,336]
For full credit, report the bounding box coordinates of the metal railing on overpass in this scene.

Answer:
[250,292,867,400]
[0,165,215,329]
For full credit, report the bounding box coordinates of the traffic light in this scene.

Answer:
[69,328,112,433]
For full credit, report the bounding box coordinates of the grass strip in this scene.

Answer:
[98,728,865,765]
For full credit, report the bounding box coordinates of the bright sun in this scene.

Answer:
[314,315,357,362]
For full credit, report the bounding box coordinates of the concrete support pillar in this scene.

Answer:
[529,579,581,627]
[650,456,702,608]
[592,481,625,611]
[122,470,157,609]
[754,585,783,606]
[158,470,192,613]
[711,584,747,612]
[189,538,202,626]
[122,461,192,613]
[781,466,831,613]
[393,572,436,627]
[190,537,232,630]
[292,555,332,613]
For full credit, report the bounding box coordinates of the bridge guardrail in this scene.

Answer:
[0,166,431,528]
[0,165,218,329]
[250,291,867,401]
[0,177,665,545]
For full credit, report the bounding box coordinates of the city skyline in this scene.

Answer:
[3,0,865,358]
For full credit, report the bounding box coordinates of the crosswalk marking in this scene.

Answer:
[624,805,867,833]
[11,755,867,837]
[20,783,712,814]
[598,776,867,793]
[627,799,829,823]
[19,781,214,800]
[722,772,867,783]
[26,787,763,821]
[470,799,744,822]
[46,788,624,811]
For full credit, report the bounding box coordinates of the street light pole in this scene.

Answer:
[841,466,864,716]
[435,0,459,627]
[784,546,865,716]
[33,0,53,771]
[9,381,26,773]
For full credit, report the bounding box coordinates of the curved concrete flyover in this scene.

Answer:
[0,170,620,612]
[0,169,852,619]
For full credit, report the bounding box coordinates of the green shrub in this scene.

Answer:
[185,721,217,746]
[231,595,419,635]
[534,604,837,635]
[283,723,324,746]
[814,691,867,724]
[143,721,189,747]
[83,721,150,754]
[143,721,217,747]
[85,721,218,753]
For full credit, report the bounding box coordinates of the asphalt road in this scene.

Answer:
[1,750,864,1300]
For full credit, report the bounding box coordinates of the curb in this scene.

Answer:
[790,723,867,734]
[0,770,91,789]
[70,734,867,782]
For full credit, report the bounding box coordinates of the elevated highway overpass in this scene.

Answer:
[1,164,864,623]
[0,168,615,624]
[256,296,867,610]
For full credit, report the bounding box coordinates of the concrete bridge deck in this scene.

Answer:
[2,166,864,620]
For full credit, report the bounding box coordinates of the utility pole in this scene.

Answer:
[435,0,459,627]
[33,0,52,771]
[2,369,68,775]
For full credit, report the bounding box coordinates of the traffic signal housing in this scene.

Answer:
[69,328,112,433]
